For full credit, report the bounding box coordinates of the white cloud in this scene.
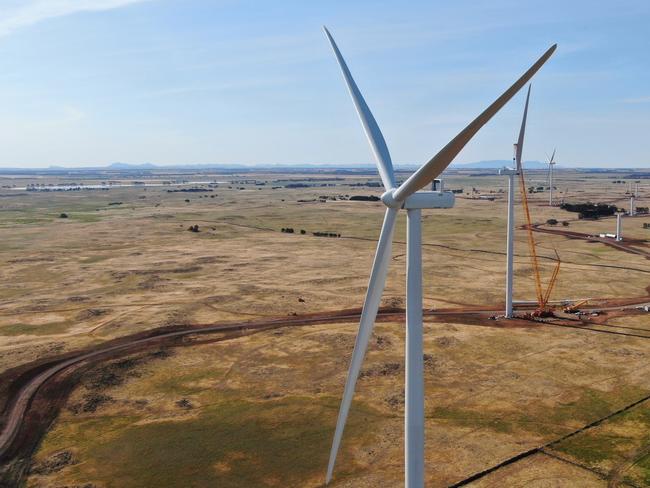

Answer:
[622,96,650,104]
[0,0,153,37]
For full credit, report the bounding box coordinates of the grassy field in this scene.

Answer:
[24,319,650,487]
[0,167,649,486]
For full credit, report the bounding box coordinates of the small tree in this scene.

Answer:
[59,213,68,218]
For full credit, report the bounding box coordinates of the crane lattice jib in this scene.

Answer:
[517,165,544,308]
[542,249,561,308]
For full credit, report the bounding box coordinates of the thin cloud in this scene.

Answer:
[622,96,650,104]
[139,77,292,99]
[0,0,154,37]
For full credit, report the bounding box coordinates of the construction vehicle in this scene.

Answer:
[563,299,590,314]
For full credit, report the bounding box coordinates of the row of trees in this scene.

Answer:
[560,202,618,219]
[281,227,340,237]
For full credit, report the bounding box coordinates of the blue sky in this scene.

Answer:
[0,0,648,168]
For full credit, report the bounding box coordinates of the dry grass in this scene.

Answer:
[0,169,649,486]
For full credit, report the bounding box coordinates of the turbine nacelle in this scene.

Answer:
[404,191,455,209]
[381,188,455,209]
[499,167,518,176]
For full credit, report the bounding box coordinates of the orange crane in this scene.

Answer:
[517,160,561,316]
[513,86,561,317]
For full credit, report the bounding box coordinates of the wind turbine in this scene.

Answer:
[548,149,556,206]
[323,26,556,487]
[499,85,532,318]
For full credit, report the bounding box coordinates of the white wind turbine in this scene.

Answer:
[323,26,556,487]
[547,148,556,206]
[499,84,531,319]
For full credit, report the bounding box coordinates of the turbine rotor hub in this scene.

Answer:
[380,189,401,208]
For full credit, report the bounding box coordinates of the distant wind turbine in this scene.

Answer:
[547,148,556,206]
[322,26,556,487]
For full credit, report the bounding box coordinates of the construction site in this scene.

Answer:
[0,0,649,485]
[0,161,648,487]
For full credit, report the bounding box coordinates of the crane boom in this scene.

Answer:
[517,156,544,307]
[512,86,561,316]
[517,157,561,314]
[542,249,561,308]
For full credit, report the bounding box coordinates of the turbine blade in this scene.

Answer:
[515,85,532,172]
[546,148,555,185]
[393,44,557,202]
[323,26,397,190]
[326,206,398,484]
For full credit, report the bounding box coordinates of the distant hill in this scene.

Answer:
[452,160,550,170]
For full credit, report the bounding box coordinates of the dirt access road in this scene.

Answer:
[2,305,528,485]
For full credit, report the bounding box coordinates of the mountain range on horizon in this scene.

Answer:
[0,160,557,172]
[106,160,552,170]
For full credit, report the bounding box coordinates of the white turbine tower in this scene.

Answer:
[548,148,556,206]
[499,85,532,318]
[616,211,623,241]
[499,163,518,318]
[323,26,556,487]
